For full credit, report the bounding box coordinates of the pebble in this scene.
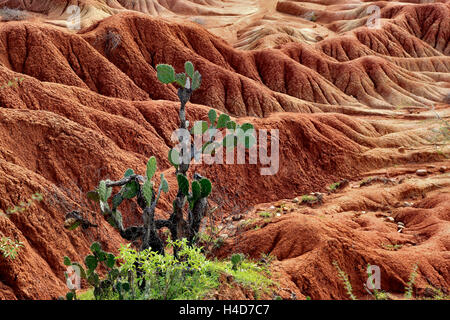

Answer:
[398,147,406,153]
[292,197,299,203]
[415,169,428,176]
[276,213,281,217]
[403,202,413,207]
[439,166,447,173]
[386,217,395,222]
[269,205,275,210]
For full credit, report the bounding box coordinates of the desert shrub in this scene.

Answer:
[76,240,273,300]
[0,237,23,260]
[0,8,28,21]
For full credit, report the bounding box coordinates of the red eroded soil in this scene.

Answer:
[0,0,449,299]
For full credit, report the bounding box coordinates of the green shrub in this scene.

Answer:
[77,240,273,300]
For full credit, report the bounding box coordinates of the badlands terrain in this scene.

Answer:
[0,0,449,299]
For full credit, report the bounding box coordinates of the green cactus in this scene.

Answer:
[177,174,189,197]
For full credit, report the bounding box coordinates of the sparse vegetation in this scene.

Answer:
[1,77,24,90]
[333,261,357,300]
[72,240,273,300]
[0,237,24,260]
[301,195,317,203]
[61,62,259,299]
[382,243,403,251]
[258,211,272,218]
[329,182,341,192]
[404,264,418,299]
[0,192,43,217]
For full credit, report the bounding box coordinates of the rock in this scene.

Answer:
[403,202,413,207]
[232,214,243,221]
[292,197,300,203]
[398,147,406,153]
[439,166,447,173]
[386,217,395,222]
[416,169,428,176]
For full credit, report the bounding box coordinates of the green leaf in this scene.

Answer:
[122,181,138,199]
[161,174,169,193]
[240,123,254,132]
[66,291,74,300]
[168,148,179,168]
[156,64,175,84]
[190,121,209,135]
[106,253,116,269]
[124,169,134,177]
[217,114,231,129]
[63,256,72,266]
[68,221,81,230]
[121,282,130,292]
[88,272,99,287]
[112,194,123,210]
[96,250,106,262]
[177,174,189,196]
[98,181,107,202]
[208,109,217,125]
[90,242,102,254]
[142,180,153,206]
[112,210,123,229]
[185,61,195,78]
[226,121,237,130]
[85,255,98,271]
[191,180,201,201]
[105,186,112,201]
[199,178,212,198]
[175,73,187,87]
[146,156,157,180]
[192,70,202,90]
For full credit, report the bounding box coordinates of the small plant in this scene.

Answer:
[333,261,357,300]
[329,182,341,192]
[0,192,43,217]
[382,243,403,251]
[404,264,418,299]
[63,242,127,300]
[258,211,272,218]
[301,195,317,204]
[0,237,24,260]
[0,77,24,90]
[231,253,245,271]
